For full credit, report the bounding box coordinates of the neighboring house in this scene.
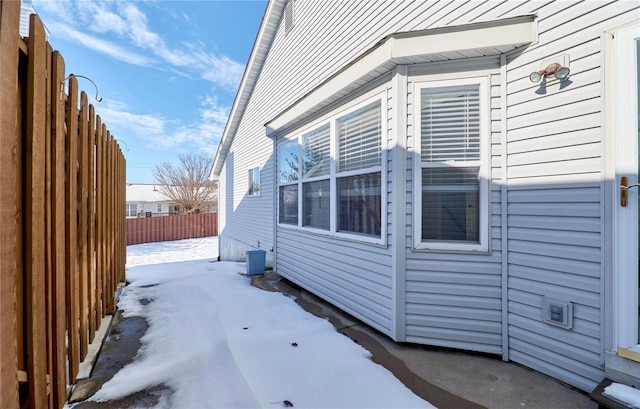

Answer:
[210,0,640,394]
[125,183,177,218]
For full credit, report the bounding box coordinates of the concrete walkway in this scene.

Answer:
[69,271,597,409]
[252,272,596,409]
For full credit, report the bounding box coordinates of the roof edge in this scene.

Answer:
[210,0,285,180]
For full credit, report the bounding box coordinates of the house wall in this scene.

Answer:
[499,1,637,392]
[125,202,171,218]
[404,60,503,355]
[276,82,395,336]
[218,0,640,393]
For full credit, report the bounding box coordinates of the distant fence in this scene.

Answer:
[1,6,126,409]
[126,213,218,245]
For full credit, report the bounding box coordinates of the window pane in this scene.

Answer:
[337,172,381,236]
[278,141,299,182]
[279,185,298,225]
[422,167,479,242]
[421,85,480,163]
[303,179,330,230]
[248,167,260,196]
[338,101,381,173]
[302,124,330,178]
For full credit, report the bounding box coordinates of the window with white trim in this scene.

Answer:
[414,78,489,251]
[336,101,382,236]
[277,96,385,242]
[302,124,330,229]
[126,203,137,217]
[248,166,260,196]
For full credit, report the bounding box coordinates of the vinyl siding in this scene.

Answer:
[218,0,640,394]
[277,230,394,334]
[275,84,395,336]
[218,112,274,256]
[405,61,503,355]
[498,1,639,392]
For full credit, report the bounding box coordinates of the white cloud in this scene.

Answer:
[97,100,166,138]
[149,96,228,154]
[35,0,246,93]
[97,97,227,156]
[45,21,154,67]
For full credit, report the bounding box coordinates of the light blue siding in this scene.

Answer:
[215,0,640,393]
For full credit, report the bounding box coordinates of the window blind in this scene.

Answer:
[338,101,381,173]
[420,85,480,163]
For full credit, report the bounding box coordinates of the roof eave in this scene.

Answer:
[210,0,286,181]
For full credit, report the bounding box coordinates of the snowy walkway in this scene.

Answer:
[88,237,435,408]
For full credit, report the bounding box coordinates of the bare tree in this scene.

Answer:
[152,153,218,214]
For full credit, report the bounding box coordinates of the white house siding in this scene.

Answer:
[498,1,639,392]
[277,231,395,334]
[404,60,504,355]
[217,0,640,393]
[395,0,637,392]
[217,109,275,261]
[274,83,396,336]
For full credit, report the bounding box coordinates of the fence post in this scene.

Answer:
[25,12,50,409]
[0,1,22,407]
[50,50,68,409]
[78,91,89,360]
[87,104,96,343]
[65,75,80,382]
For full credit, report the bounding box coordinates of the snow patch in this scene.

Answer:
[604,382,640,409]
[86,237,435,408]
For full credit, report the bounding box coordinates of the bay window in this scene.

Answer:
[414,78,488,251]
[278,140,298,224]
[302,124,330,229]
[277,96,384,242]
[336,100,382,236]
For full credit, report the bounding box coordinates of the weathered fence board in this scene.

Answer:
[25,13,49,408]
[1,7,126,409]
[126,213,218,246]
[0,1,21,408]
[50,50,68,409]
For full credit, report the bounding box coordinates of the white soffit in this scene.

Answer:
[266,15,536,136]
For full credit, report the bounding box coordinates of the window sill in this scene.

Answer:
[277,224,387,247]
[413,241,488,253]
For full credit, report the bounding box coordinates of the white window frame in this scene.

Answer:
[277,138,300,226]
[276,93,387,246]
[126,203,138,218]
[248,166,261,197]
[413,76,490,252]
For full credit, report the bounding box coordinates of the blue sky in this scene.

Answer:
[32,0,267,183]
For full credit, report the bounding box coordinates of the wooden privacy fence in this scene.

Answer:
[126,213,218,245]
[1,6,126,409]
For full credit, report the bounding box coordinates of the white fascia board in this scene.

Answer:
[389,16,536,59]
[266,15,536,136]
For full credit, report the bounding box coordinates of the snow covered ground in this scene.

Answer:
[86,237,436,408]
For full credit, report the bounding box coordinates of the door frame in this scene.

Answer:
[613,22,640,352]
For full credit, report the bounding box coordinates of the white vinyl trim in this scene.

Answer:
[266,16,535,135]
[276,93,388,246]
[613,22,640,351]
[413,76,490,252]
